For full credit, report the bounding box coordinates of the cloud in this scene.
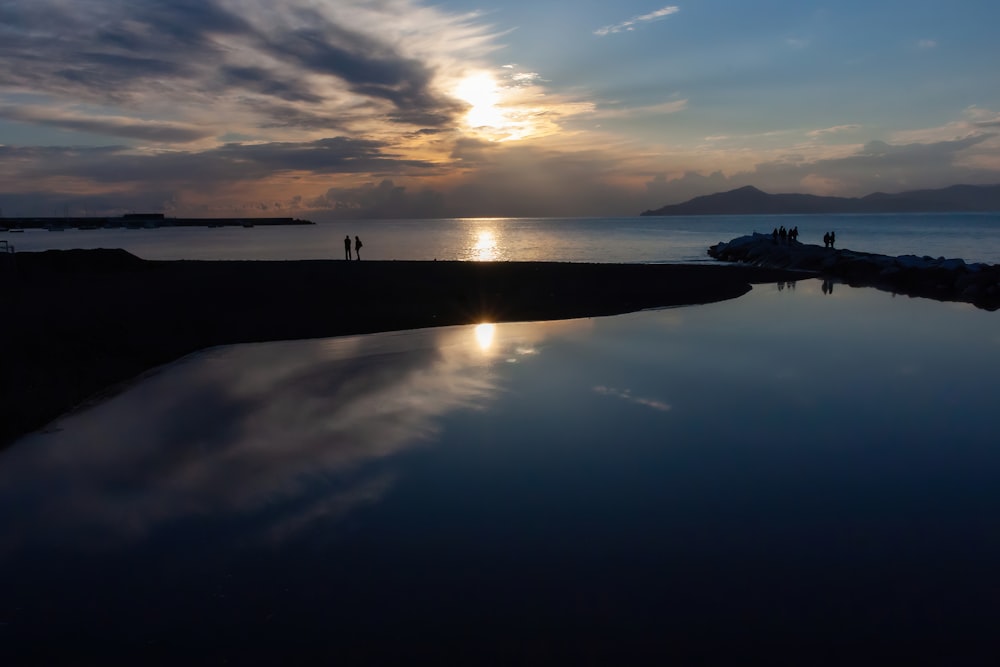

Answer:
[0,105,213,143]
[218,66,327,105]
[252,17,463,126]
[807,124,862,137]
[11,137,436,188]
[798,173,845,195]
[646,133,1000,204]
[330,131,1000,216]
[307,141,647,219]
[594,5,680,36]
[918,39,938,49]
[595,99,688,119]
[0,1,246,102]
[888,106,1000,144]
[4,126,1000,219]
[966,106,1000,129]
[309,179,447,218]
[0,0,496,136]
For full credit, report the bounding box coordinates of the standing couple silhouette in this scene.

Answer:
[344,235,363,260]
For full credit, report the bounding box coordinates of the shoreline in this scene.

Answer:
[1,250,808,446]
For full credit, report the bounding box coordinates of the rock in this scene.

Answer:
[707,234,1000,311]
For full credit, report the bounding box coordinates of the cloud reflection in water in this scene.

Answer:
[0,320,587,552]
[592,385,672,412]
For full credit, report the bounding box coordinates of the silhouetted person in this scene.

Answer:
[354,235,363,260]
[344,235,351,260]
[772,227,779,243]
[822,278,834,295]
[790,226,798,242]
[779,226,787,242]
[823,232,830,248]
[829,231,835,248]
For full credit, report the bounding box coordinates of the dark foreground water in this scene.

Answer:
[2,281,999,662]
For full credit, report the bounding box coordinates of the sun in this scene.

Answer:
[454,72,506,130]
[450,70,551,141]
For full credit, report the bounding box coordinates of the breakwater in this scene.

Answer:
[709,233,1000,310]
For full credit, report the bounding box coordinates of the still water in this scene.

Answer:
[2,281,998,661]
[8,212,1000,264]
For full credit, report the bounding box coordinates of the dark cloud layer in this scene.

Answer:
[0,0,462,129]
[258,20,460,125]
[311,180,447,219]
[0,106,212,143]
[14,137,436,188]
[219,67,325,105]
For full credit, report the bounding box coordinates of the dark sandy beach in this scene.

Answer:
[1,250,806,445]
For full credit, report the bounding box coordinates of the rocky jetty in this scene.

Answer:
[709,233,1000,311]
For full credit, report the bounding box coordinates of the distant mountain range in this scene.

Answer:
[640,184,1000,216]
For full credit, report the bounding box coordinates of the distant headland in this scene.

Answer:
[641,184,1000,217]
[0,212,314,231]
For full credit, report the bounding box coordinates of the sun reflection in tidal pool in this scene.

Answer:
[475,323,495,351]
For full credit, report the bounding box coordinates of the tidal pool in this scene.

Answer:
[2,279,998,662]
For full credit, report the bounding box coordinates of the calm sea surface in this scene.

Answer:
[2,279,999,661]
[8,212,1000,264]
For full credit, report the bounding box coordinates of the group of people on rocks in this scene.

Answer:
[344,235,363,260]
[771,225,799,243]
[769,226,837,249]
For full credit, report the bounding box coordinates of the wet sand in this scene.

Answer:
[1,249,807,445]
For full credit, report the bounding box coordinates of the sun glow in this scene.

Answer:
[455,73,505,129]
[452,71,540,141]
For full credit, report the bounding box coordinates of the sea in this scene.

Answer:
[2,213,999,662]
[7,211,1000,264]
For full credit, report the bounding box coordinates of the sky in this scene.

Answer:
[1,0,999,219]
